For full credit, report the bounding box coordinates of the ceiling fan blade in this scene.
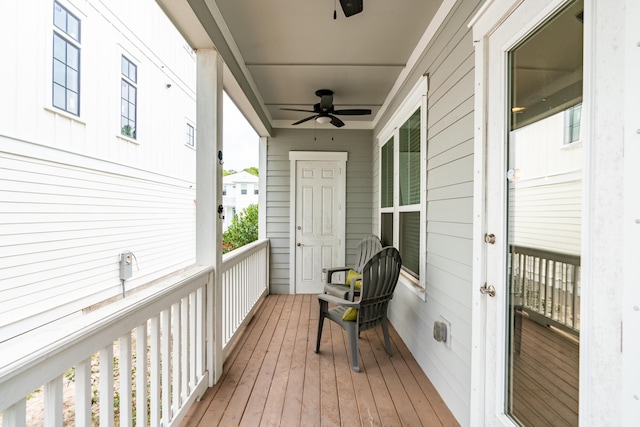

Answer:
[330,115,345,127]
[339,0,363,17]
[333,108,372,116]
[292,115,318,125]
[281,108,316,113]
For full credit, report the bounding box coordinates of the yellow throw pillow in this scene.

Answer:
[345,269,362,290]
[342,307,358,321]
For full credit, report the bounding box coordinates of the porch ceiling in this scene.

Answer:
[156,0,445,135]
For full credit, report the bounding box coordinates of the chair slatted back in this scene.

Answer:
[353,235,382,274]
[358,247,402,331]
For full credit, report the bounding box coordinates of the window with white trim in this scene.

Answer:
[379,107,423,280]
[564,103,582,144]
[186,123,195,147]
[121,56,137,139]
[52,1,81,116]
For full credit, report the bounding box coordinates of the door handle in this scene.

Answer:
[297,243,301,247]
[480,283,496,297]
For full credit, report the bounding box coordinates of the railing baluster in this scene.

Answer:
[150,316,161,427]
[181,296,189,401]
[172,302,182,413]
[99,345,114,427]
[189,291,197,390]
[75,358,92,427]
[3,398,27,427]
[136,322,148,427]
[196,287,204,379]
[161,308,171,423]
[119,334,132,427]
[44,376,63,427]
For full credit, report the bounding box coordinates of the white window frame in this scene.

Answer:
[120,55,138,140]
[186,121,196,148]
[376,76,428,300]
[52,1,82,117]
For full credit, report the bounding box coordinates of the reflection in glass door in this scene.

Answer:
[506,1,583,425]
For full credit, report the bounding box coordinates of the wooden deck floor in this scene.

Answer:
[181,294,459,427]
[511,314,579,427]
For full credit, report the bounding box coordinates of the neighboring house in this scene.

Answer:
[0,0,197,341]
[222,171,259,231]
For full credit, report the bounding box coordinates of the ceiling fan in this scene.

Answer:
[282,89,371,128]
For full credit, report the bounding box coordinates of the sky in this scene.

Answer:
[222,92,259,172]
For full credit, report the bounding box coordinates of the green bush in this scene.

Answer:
[222,204,258,254]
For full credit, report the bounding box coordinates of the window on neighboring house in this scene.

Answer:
[241,184,247,195]
[254,185,259,195]
[564,103,582,144]
[222,185,227,196]
[186,123,195,147]
[121,56,137,139]
[52,1,81,116]
[379,108,422,279]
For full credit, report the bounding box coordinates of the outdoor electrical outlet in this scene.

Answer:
[433,316,452,348]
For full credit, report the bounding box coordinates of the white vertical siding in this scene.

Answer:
[373,1,483,424]
[0,0,196,181]
[265,128,373,294]
[0,0,197,341]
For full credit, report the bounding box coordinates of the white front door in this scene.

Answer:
[471,0,583,425]
[290,152,346,294]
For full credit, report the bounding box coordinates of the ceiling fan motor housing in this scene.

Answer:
[339,0,363,17]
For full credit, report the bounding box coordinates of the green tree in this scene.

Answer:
[243,166,259,176]
[222,204,258,254]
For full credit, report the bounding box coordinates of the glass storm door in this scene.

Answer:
[476,0,584,425]
[506,1,583,425]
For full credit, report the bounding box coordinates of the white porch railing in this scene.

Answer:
[0,239,269,426]
[221,238,269,358]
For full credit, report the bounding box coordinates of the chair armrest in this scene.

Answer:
[318,293,360,308]
[323,266,350,284]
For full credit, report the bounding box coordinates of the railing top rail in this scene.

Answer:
[222,238,269,270]
[0,265,213,412]
[510,245,581,266]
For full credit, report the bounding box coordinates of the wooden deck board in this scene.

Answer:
[181,294,459,427]
[511,314,579,427]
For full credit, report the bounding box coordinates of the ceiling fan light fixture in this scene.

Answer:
[316,116,331,124]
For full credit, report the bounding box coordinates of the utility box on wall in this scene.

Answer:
[120,251,133,281]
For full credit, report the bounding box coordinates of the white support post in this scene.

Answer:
[196,48,224,386]
[258,136,267,240]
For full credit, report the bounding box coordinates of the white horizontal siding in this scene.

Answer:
[265,128,373,294]
[0,146,196,341]
[510,178,582,255]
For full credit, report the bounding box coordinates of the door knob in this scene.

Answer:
[480,283,496,297]
[297,243,301,247]
[484,233,496,244]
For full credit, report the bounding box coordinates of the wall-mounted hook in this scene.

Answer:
[218,150,224,165]
[217,204,225,220]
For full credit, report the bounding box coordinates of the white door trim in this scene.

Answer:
[288,151,348,294]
